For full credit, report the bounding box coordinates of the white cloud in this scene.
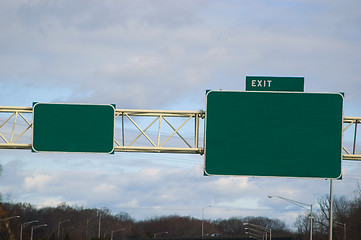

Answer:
[39,197,65,208]
[1,0,360,110]
[1,0,360,107]
[24,174,52,191]
[92,183,118,195]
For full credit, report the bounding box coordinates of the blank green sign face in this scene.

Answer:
[33,103,115,153]
[205,91,343,179]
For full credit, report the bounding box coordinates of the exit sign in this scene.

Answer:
[32,103,115,153]
[246,76,304,92]
[205,90,343,179]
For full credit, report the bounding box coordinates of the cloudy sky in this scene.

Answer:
[1,0,361,228]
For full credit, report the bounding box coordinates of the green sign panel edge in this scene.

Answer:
[204,90,343,179]
[32,103,115,154]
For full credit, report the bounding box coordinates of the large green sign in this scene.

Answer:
[33,103,115,153]
[246,76,304,92]
[205,91,343,179]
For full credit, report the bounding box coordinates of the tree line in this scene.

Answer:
[3,190,361,240]
[295,189,361,240]
[0,202,293,240]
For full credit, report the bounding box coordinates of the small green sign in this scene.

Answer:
[246,76,304,92]
[205,91,343,179]
[32,103,115,153]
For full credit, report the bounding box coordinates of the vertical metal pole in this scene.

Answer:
[310,204,313,240]
[30,226,34,240]
[58,222,61,239]
[122,113,125,146]
[353,121,358,154]
[86,218,89,240]
[157,116,162,147]
[269,229,271,240]
[20,224,23,240]
[98,214,101,239]
[195,113,199,149]
[201,208,204,239]
[343,223,346,240]
[329,179,333,240]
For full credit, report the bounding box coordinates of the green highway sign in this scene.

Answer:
[205,91,343,179]
[32,103,115,153]
[246,76,304,92]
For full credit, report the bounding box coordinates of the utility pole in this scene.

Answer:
[98,213,101,239]
[329,180,333,240]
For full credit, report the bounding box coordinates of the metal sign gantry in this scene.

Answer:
[0,106,204,154]
[0,106,361,160]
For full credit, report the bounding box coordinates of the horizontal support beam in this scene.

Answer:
[0,106,206,118]
[115,109,205,118]
[0,144,204,154]
[343,116,361,123]
[0,143,32,149]
[114,146,204,154]
[1,144,356,159]
[342,154,361,161]
[0,106,33,113]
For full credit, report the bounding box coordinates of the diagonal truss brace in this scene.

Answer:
[0,106,33,149]
[113,109,204,154]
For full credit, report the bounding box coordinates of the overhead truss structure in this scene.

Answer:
[1,106,361,160]
[0,106,204,154]
[342,117,361,160]
[113,109,204,154]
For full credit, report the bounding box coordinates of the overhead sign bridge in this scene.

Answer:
[0,105,360,160]
[0,106,204,154]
